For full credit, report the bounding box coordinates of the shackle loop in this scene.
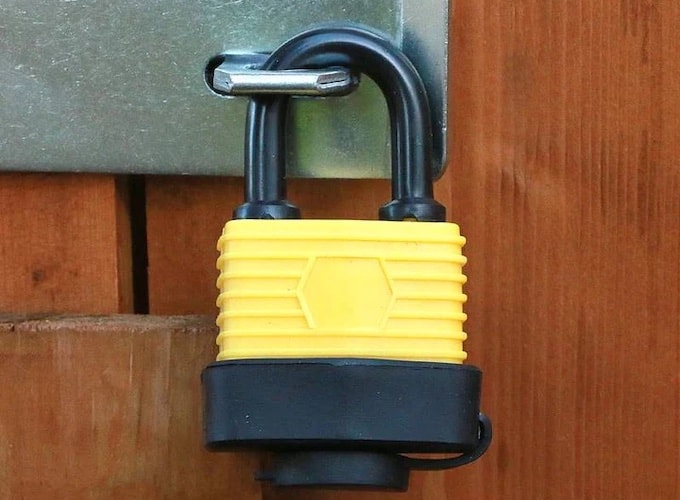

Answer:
[234,24,446,222]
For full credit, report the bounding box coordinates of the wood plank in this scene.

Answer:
[0,174,133,314]
[0,314,261,500]
[445,1,680,497]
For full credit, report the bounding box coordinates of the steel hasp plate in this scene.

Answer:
[0,0,447,178]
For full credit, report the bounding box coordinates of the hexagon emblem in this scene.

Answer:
[299,257,394,330]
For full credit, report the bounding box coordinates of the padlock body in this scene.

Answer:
[216,219,468,364]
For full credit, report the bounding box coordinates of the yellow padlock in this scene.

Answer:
[216,219,468,364]
[203,23,490,492]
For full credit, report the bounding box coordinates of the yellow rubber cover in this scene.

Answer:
[215,219,468,364]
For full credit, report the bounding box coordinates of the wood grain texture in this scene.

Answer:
[444,1,679,498]
[0,174,133,314]
[0,315,260,500]
[145,1,680,498]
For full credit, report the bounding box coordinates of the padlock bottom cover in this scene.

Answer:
[202,358,482,453]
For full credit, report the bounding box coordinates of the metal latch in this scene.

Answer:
[209,53,359,97]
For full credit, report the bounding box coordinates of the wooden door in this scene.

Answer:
[1,1,678,498]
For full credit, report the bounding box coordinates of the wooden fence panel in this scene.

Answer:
[0,174,133,314]
[0,315,260,500]
[2,0,679,497]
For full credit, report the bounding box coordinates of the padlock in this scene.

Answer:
[202,24,491,491]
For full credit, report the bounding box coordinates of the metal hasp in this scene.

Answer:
[0,0,448,178]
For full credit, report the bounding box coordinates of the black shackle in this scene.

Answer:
[234,24,446,222]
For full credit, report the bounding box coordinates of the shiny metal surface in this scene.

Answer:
[213,59,358,96]
[0,0,448,178]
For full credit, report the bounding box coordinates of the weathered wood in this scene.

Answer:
[0,174,133,314]
[0,315,260,499]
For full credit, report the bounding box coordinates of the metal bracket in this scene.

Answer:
[0,0,448,178]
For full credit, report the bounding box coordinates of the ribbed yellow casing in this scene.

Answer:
[215,219,468,364]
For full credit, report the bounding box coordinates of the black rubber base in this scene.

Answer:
[202,358,486,490]
[258,451,410,491]
[203,358,482,453]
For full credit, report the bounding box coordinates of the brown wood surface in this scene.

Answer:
[2,0,680,498]
[0,315,260,500]
[0,174,133,314]
[145,1,680,499]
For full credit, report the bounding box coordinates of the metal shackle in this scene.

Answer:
[234,24,446,222]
